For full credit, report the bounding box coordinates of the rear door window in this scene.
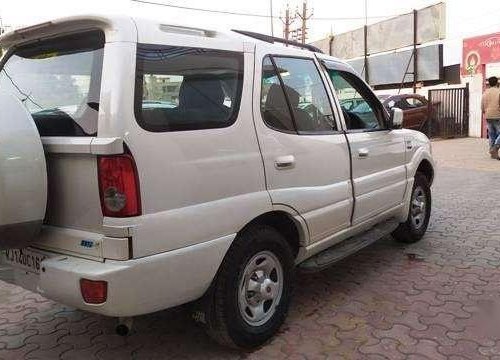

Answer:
[0,31,104,136]
[260,55,337,134]
[260,56,296,133]
[135,45,243,132]
[272,57,336,133]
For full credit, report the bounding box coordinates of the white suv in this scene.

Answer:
[0,15,434,348]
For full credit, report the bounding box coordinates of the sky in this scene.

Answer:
[0,0,442,40]
[1,0,500,64]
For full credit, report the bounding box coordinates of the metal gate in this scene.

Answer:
[427,85,469,138]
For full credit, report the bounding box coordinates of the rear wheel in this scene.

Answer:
[201,225,294,349]
[392,173,432,243]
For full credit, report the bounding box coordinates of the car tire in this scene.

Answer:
[201,225,294,349]
[392,172,432,243]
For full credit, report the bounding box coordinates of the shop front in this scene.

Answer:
[463,32,500,138]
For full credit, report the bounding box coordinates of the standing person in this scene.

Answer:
[482,76,500,159]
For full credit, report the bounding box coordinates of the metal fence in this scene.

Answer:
[427,85,469,138]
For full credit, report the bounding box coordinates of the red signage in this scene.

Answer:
[463,32,500,75]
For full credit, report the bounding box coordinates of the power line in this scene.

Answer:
[130,0,394,21]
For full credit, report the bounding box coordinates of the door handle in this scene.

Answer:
[358,148,369,158]
[275,155,295,170]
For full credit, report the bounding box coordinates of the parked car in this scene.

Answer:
[379,94,430,131]
[0,15,435,349]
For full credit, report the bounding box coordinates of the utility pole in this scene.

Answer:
[280,3,295,43]
[363,0,369,83]
[0,15,4,57]
[413,9,418,93]
[364,0,368,27]
[296,0,313,44]
[269,0,274,37]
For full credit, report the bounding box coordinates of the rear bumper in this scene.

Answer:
[0,234,234,317]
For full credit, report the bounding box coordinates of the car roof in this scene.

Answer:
[0,13,348,66]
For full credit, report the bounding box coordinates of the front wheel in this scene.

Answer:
[392,173,432,243]
[202,225,294,349]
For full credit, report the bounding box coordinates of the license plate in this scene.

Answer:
[3,248,47,274]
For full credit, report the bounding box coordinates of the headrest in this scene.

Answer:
[265,83,300,110]
[178,76,225,110]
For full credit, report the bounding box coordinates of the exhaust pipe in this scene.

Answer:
[116,317,134,336]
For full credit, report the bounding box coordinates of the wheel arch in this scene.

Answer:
[203,209,307,298]
[416,159,434,186]
[407,144,435,186]
[239,210,307,258]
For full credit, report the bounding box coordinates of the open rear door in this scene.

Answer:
[0,91,47,249]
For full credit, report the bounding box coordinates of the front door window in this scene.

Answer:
[328,70,386,131]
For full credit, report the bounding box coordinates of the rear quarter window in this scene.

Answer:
[135,45,244,132]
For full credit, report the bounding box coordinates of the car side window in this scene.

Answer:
[260,56,337,134]
[135,45,243,132]
[273,57,336,133]
[406,97,425,108]
[328,70,386,131]
[260,57,296,132]
[395,99,409,110]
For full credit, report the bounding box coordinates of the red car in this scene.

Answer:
[379,94,430,131]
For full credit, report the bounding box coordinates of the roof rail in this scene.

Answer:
[231,29,323,54]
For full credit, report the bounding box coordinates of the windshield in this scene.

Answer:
[0,31,104,136]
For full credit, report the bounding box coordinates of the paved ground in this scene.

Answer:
[1,137,500,359]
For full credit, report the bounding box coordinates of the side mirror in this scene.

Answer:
[390,107,403,129]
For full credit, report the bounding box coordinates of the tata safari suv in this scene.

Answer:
[0,15,434,349]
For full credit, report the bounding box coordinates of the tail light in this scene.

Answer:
[80,279,108,304]
[97,153,141,217]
